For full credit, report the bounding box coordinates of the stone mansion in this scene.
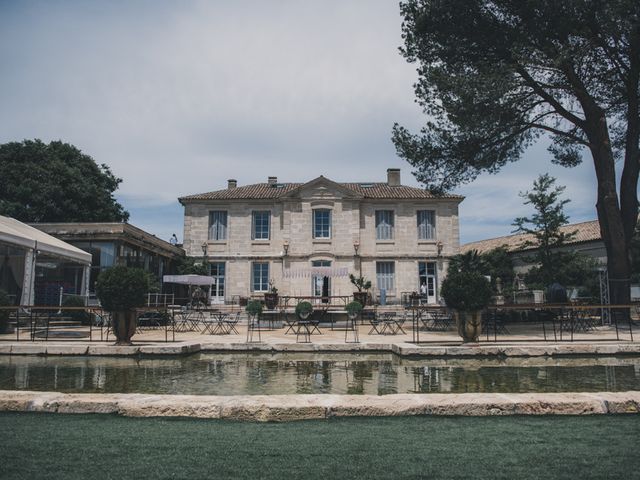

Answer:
[179,169,463,304]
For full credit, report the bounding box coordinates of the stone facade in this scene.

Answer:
[180,169,463,304]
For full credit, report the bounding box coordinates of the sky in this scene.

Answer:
[0,0,600,245]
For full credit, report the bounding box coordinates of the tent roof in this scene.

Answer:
[163,274,214,286]
[0,215,91,264]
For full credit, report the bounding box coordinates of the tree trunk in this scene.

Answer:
[589,119,631,306]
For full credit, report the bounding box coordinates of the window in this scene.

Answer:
[417,210,436,240]
[208,211,227,240]
[252,262,269,292]
[375,210,394,240]
[252,211,270,240]
[313,209,331,239]
[210,262,225,300]
[376,262,395,291]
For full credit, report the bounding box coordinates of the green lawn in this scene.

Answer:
[1,413,639,479]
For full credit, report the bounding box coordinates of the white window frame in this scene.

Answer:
[313,209,331,239]
[208,210,228,241]
[251,210,270,240]
[417,210,436,240]
[252,262,269,292]
[375,210,394,240]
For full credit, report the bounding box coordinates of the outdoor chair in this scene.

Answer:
[365,310,384,334]
[224,311,241,334]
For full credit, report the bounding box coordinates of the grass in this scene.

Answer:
[1,413,639,479]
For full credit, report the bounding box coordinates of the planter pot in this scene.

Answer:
[455,310,483,343]
[264,293,279,310]
[297,311,312,321]
[111,310,137,345]
[353,292,368,307]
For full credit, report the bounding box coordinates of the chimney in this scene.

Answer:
[268,176,278,185]
[387,168,401,187]
[227,179,237,189]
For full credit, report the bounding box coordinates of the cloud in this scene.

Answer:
[0,0,601,245]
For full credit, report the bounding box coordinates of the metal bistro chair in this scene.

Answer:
[365,310,384,334]
[224,311,241,334]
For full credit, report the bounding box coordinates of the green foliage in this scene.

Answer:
[245,300,263,316]
[513,175,576,286]
[441,271,492,311]
[345,301,363,316]
[0,139,129,222]
[630,222,640,283]
[61,296,90,325]
[392,0,638,303]
[525,253,601,298]
[295,301,314,318]
[393,1,637,192]
[95,266,149,312]
[448,251,485,275]
[448,247,514,294]
[175,256,209,276]
[349,274,372,292]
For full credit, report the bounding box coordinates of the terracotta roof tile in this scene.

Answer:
[179,182,463,202]
[461,219,602,254]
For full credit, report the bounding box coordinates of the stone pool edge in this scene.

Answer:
[0,390,639,421]
[1,341,640,357]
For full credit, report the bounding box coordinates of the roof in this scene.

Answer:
[0,215,92,264]
[32,222,183,257]
[179,177,463,202]
[461,219,602,255]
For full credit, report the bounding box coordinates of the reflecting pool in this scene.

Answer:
[1,353,639,395]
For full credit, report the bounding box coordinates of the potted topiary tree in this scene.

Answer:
[0,289,11,334]
[264,280,279,310]
[95,266,150,345]
[345,301,363,321]
[349,274,371,306]
[295,301,314,320]
[245,299,263,318]
[440,271,492,343]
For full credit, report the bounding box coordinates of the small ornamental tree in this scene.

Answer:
[295,301,314,319]
[245,300,263,317]
[512,174,576,287]
[95,266,148,312]
[349,274,372,292]
[441,271,493,312]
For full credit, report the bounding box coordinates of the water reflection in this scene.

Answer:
[0,353,639,396]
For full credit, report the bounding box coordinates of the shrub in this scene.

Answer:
[441,271,492,311]
[295,301,314,318]
[95,266,149,312]
[345,301,363,316]
[245,300,263,316]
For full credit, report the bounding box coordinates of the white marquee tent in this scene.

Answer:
[0,215,92,305]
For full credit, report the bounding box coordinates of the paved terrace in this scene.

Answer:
[0,318,638,356]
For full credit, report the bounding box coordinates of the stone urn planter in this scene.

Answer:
[441,270,492,344]
[95,266,150,346]
[454,310,483,343]
[264,293,279,310]
[111,310,138,345]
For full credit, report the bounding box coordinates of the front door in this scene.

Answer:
[209,262,225,304]
[418,262,437,304]
[312,260,330,303]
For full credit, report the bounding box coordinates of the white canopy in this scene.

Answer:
[163,274,214,286]
[0,215,91,264]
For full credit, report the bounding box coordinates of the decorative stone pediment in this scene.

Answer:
[283,176,362,201]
